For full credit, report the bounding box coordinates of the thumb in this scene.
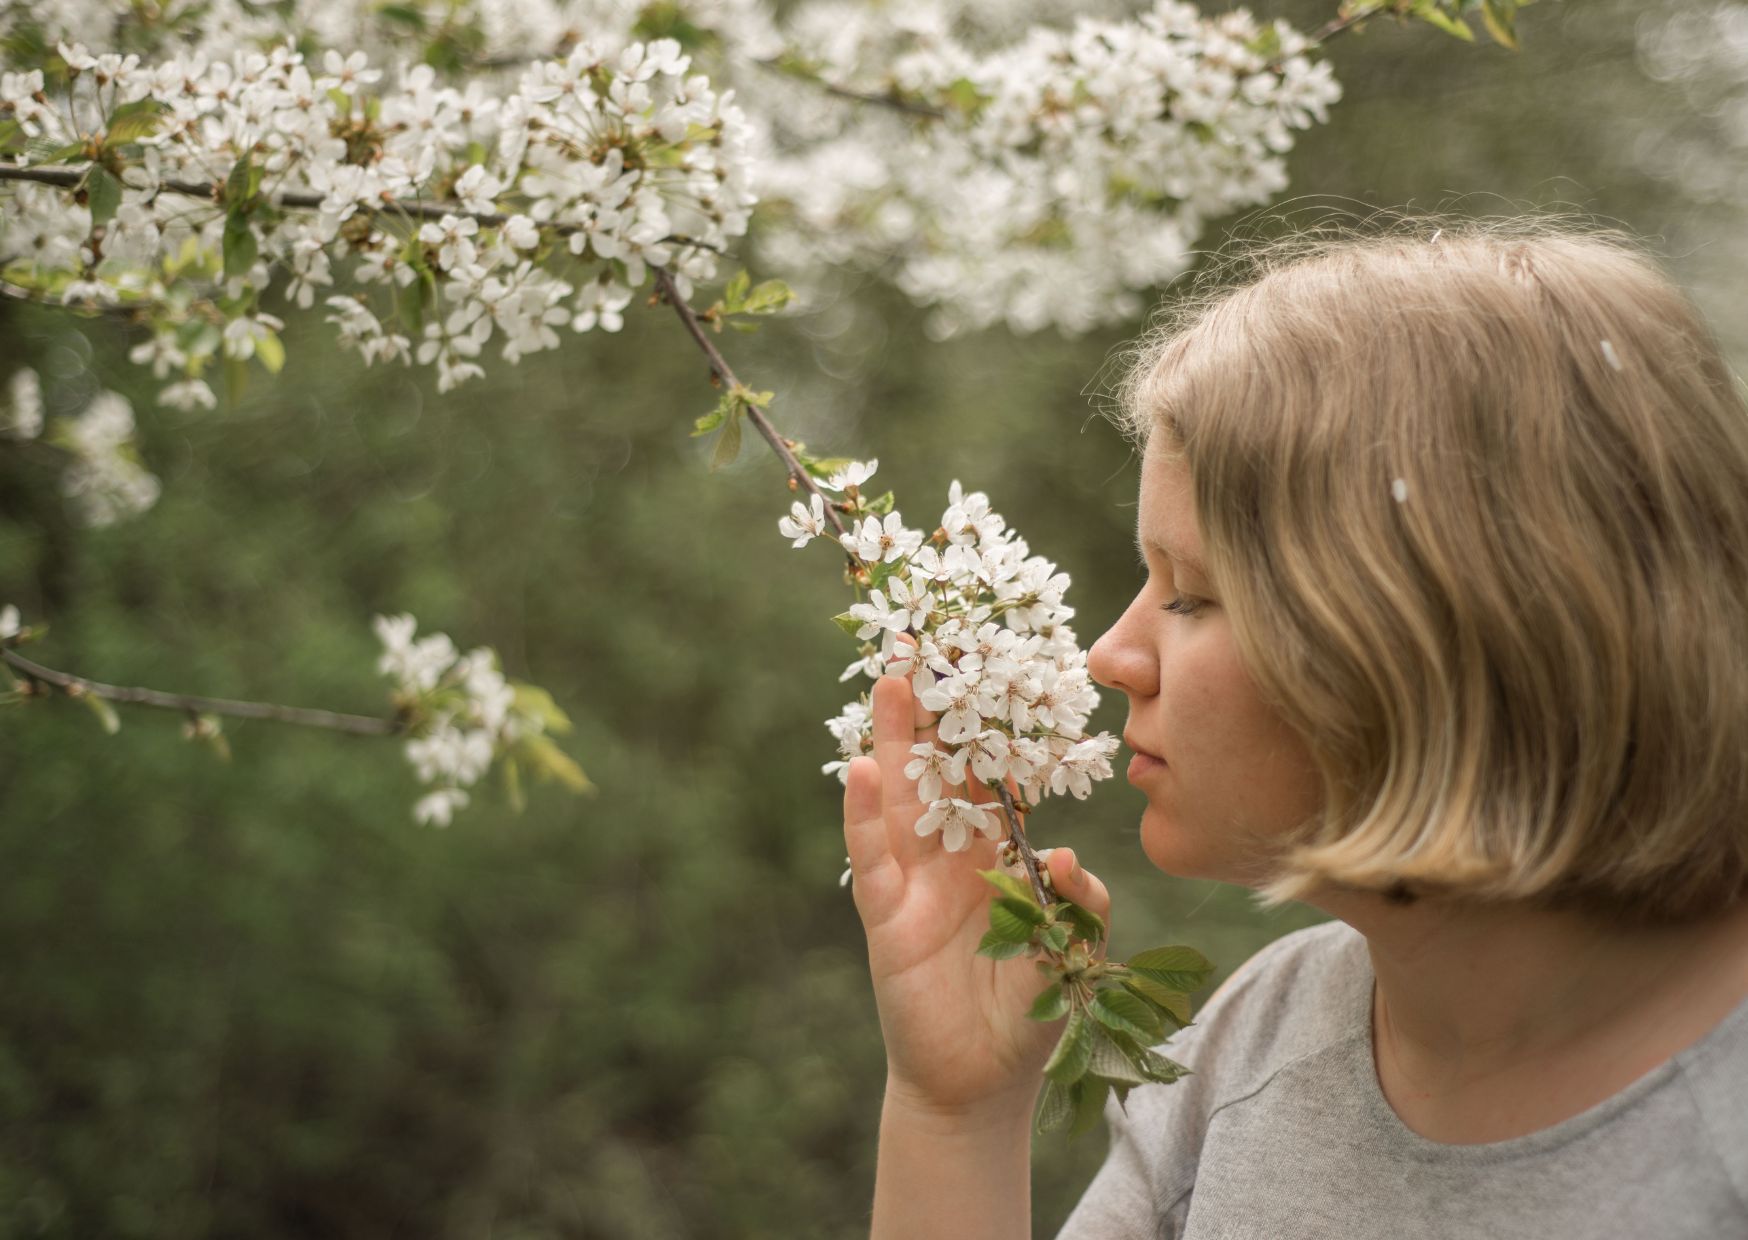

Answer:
[1044,847,1111,924]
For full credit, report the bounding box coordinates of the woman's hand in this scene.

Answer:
[842,647,1113,1120]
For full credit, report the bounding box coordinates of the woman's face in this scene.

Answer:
[1087,445,1324,886]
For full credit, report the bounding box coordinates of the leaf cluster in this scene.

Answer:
[970,871,1214,1137]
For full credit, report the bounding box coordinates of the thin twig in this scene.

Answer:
[651,266,856,547]
[994,782,1052,908]
[1,647,401,736]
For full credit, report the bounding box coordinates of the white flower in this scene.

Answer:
[414,787,468,827]
[777,492,830,547]
[821,458,878,492]
[1,369,42,439]
[849,512,924,564]
[0,605,19,641]
[904,742,969,802]
[916,797,999,853]
[919,672,994,745]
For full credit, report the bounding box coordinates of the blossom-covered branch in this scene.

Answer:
[0,604,589,827]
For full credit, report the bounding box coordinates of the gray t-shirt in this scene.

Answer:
[1056,919,1748,1239]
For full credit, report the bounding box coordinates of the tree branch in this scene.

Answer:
[0,162,722,253]
[1,646,402,736]
[651,266,857,547]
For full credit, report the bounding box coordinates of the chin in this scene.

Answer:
[1137,804,1263,887]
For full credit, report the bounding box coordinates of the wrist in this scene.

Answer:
[882,1073,1039,1134]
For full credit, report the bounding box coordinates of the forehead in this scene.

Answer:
[1135,446,1204,572]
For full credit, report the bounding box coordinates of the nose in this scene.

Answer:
[1088,589,1158,699]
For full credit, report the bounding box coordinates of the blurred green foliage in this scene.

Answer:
[0,2,1731,1235]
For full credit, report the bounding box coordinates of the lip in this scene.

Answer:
[1124,734,1166,782]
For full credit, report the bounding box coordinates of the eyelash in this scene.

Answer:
[1161,595,1203,617]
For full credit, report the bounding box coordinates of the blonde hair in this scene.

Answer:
[1115,210,1748,925]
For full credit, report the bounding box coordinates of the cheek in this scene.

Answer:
[1138,637,1322,880]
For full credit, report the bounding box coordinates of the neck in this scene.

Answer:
[1310,888,1748,1084]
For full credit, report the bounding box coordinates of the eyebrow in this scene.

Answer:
[1133,529,1205,575]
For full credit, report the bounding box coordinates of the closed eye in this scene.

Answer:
[1161,595,1203,617]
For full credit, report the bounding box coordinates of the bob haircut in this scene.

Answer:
[1114,211,1748,926]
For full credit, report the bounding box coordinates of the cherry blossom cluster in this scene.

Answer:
[1,368,161,527]
[374,613,568,826]
[0,22,753,401]
[782,463,1119,854]
[749,0,1342,336]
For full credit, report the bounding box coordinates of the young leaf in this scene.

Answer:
[1026,982,1071,1023]
[254,330,285,375]
[741,279,794,315]
[1126,945,1215,991]
[81,692,120,735]
[975,931,1030,961]
[722,267,750,310]
[978,868,1039,906]
[1069,1075,1109,1136]
[1043,1008,1092,1084]
[511,683,573,734]
[996,895,1046,927]
[1087,1028,1149,1087]
[1091,988,1165,1043]
[1034,1078,1073,1135]
[105,97,167,144]
[1055,899,1106,946]
[1122,974,1193,1027]
[222,210,257,279]
[1133,1045,1191,1084]
[985,899,1037,946]
[708,409,742,472]
[1039,923,1070,953]
[831,611,864,639]
[85,166,122,229]
[519,733,594,793]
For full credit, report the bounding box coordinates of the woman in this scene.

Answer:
[840,217,1748,1237]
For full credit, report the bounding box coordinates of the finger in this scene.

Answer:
[844,755,905,926]
[1044,847,1112,925]
[871,675,937,865]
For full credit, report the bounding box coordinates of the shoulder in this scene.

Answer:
[1054,920,1370,1239]
[1676,987,1748,1213]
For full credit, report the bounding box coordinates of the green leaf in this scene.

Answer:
[80,691,119,735]
[222,210,257,279]
[978,868,1038,906]
[865,489,897,515]
[691,403,729,437]
[708,409,743,472]
[1034,1078,1073,1135]
[1091,988,1165,1043]
[1039,923,1069,953]
[1087,1028,1149,1087]
[996,895,1045,928]
[1026,983,1070,1023]
[944,77,985,114]
[803,455,854,480]
[1069,1075,1108,1136]
[975,931,1029,961]
[1043,1008,1092,1084]
[1133,1046,1191,1085]
[985,900,1037,946]
[1055,899,1106,946]
[376,3,428,30]
[511,683,573,734]
[1479,0,1520,49]
[831,611,864,639]
[396,272,427,335]
[105,97,167,144]
[722,267,749,310]
[1123,976,1193,1028]
[224,151,260,207]
[85,165,122,229]
[501,755,525,813]
[254,330,285,375]
[1411,0,1476,41]
[24,137,84,164]
[519,732,594,794]
[741,279,793,315]
[1126,945,1215,991]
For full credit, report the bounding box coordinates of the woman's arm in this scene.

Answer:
[872,1083,1037,1238]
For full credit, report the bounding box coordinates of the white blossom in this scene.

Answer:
[904,741,969,803]
[777,492,830,547]
[0,604,19,641]
[916,796,999,853]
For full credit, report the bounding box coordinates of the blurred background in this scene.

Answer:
[1,0,1744,1235]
